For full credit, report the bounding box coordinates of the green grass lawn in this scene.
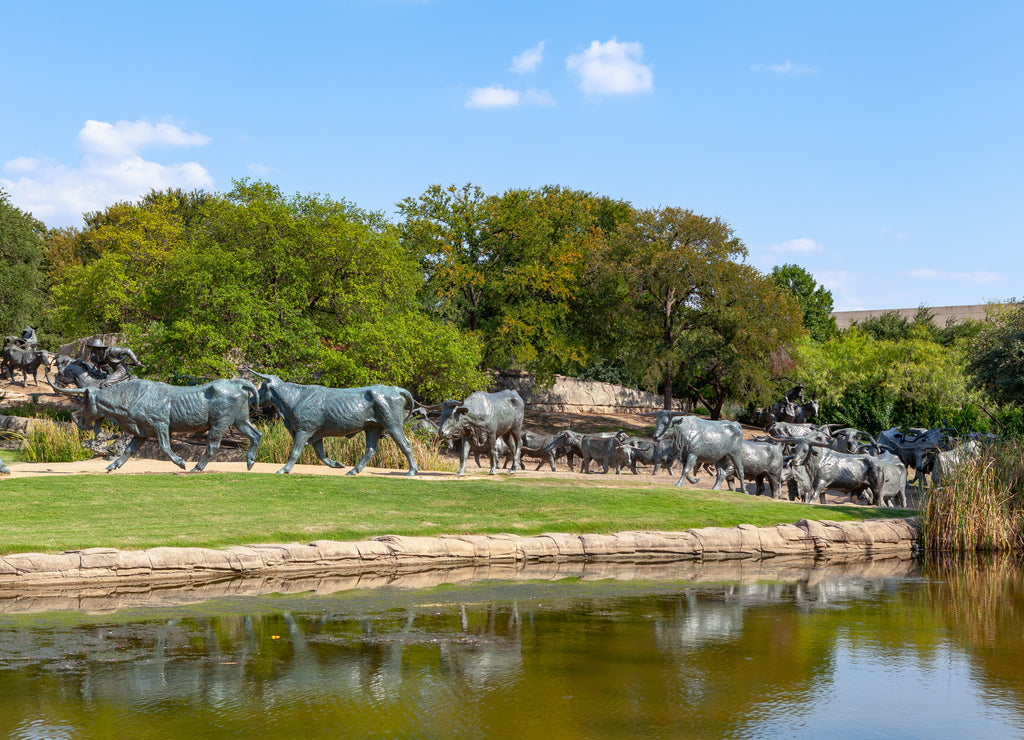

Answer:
[0,449,24,464]
[0,472,915,555]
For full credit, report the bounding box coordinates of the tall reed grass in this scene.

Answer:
[254,420,458,472]
[923,440,1024,552]
[20,420,93,463]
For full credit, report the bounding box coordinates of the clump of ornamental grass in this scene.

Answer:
[20,420,93,464]
[254,419,457,472]
[923,440,1024,552]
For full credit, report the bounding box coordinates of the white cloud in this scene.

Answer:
[247,162,275,176]
[768,237,823,253]
[78,119,210,158]
[951,271,1003,284]
[465,85,554,109]
[566,38,653,96]
[815,269,865,311]
[522,88,555,106]
[0,118,213,227]
[903,268,1002,284]
[751,60,819,75]
[466,85,522,108]
[511,41,545,74]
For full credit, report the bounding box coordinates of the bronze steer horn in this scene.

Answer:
[46,379,87,397]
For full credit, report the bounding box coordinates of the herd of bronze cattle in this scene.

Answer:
[2,329,988,507]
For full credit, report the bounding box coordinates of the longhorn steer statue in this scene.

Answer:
[717,439,784,498]
[930,440,981,489]
[650,411,745,489]
[436,390,524,476]
[253,373,418,476]
[542,429,585,472]
[516,430,577,472]
[51,378,262,472]
[875,426,959,484]
[871,449,909,508]
[2,338,51,386]
[576,431,633,474]
[765,421,836,445]
[779,438,885,505]
[0,452,8,475]
[769,399,820,424]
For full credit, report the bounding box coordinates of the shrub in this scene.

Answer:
[21,420,92,463]
[254,420,457,472]
[923,440,1024,552]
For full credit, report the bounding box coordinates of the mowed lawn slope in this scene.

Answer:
[0,473,915,555]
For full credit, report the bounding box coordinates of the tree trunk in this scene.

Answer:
[662,373,674,410]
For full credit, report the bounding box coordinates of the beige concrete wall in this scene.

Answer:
[831,303,999,331]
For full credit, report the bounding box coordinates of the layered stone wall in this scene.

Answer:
[491,371,688,413]
[0,518,921,589]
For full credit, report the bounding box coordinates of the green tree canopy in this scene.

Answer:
[398,183,631,381]
[965,302,1024,408]
[49,182,486,400]
[770,263,837,342]
[0,189,48,335]
[590,207,802,416]
[793,325,985,432]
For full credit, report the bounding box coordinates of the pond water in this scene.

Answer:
[1,556,1023,739]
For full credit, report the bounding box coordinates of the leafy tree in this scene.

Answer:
[0,189,48,335]
[855,309,914,342]
[396,183,493,330]
[596,207,756,413]
[477,186,630,379]
[49,191,194,337]
[398,183,630,381]
[770,264,837,342]
[672,262,805,419]
[794,325,986,432]
[966,302,1024,408]
[49,182,486,400]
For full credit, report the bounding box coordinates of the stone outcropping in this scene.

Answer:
[0,518,921,589]
[491,371,688,413]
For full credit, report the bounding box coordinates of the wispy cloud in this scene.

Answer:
[566,38,653,96]
[1,118,212,227]
[77,120,210,158]
[751,60,819,75]
[511,41,545,74]
[951,271,1003,284]
[465,85,554,109]
[902,268,1003,285]
[816,269,866,311]
[247,162,275,177]
[767,237,823,253]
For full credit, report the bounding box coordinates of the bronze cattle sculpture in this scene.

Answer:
[252,372,418,476]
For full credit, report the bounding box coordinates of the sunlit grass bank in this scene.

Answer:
[0,473,914,556]
[923,440,1024,552]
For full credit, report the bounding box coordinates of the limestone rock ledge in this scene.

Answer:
[0,518,921,588]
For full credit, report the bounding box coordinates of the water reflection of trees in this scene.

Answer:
[921,555,1024,714]
[12,556,1024,737]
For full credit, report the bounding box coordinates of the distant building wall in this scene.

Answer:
[831,304,998,331]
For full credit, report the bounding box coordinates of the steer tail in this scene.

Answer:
[242,379,260,410]
[400,388,416,421]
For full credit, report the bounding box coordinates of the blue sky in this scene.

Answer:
[3,1,1021,311]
